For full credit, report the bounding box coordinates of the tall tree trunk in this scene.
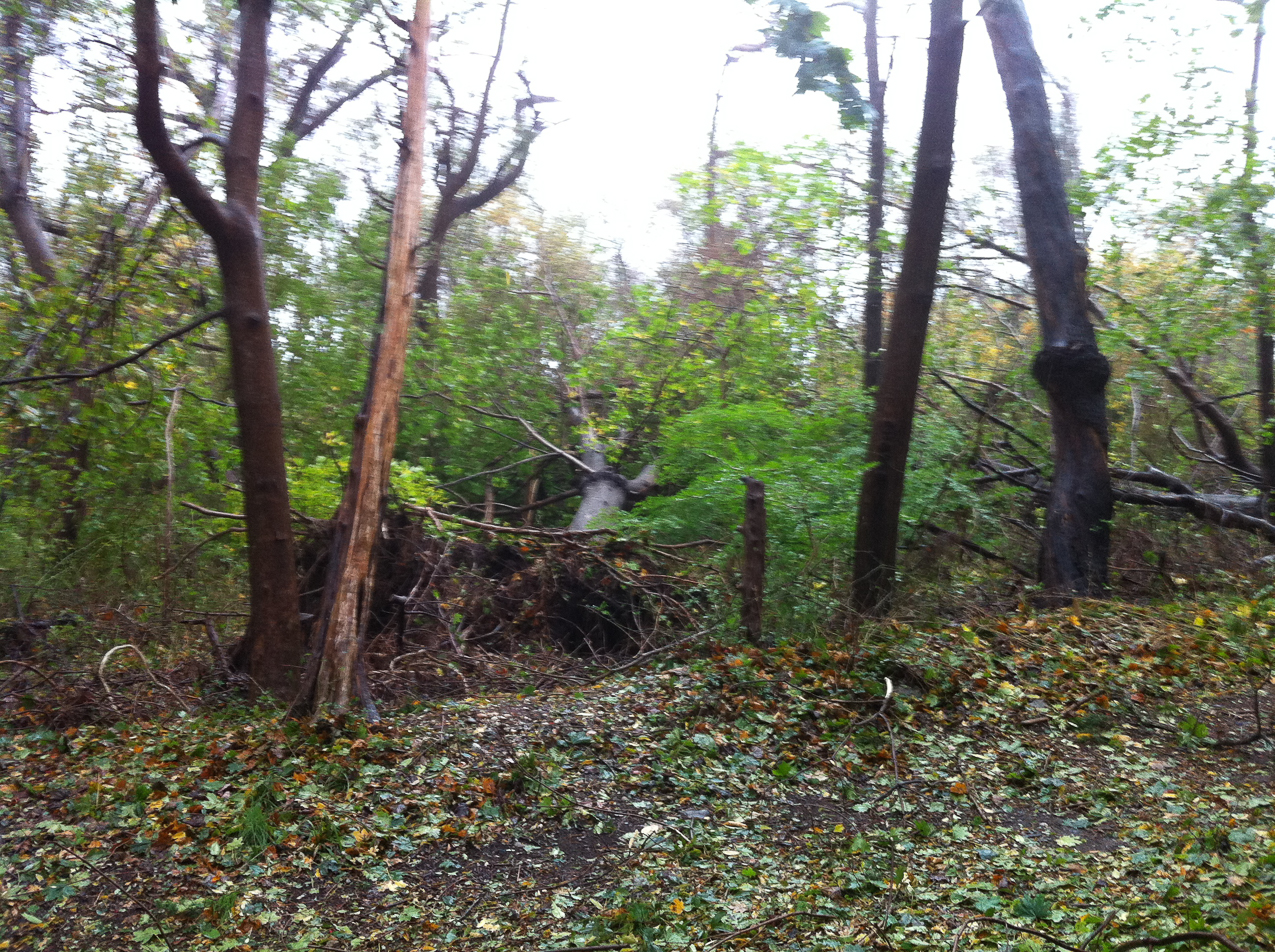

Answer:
[982,0,1112,597]
[134,0,305,697]
[1237,2,1273,507]
[0,10,57,283]
[308,0,431,716]
[851,0,965,615]
[861,0,887,391]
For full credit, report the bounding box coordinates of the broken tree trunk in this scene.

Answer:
[740,476,767,643]
[307,0,431,716]
[982,0,1113,598]
[851,0,966,615]
[568,434,656,531]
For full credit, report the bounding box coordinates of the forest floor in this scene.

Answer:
[2,592,1274,952]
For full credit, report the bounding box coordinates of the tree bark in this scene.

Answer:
[982,0,1113,598]
[851,0,965,615]
[415,0,544,323]
[0,10,57,283]
[134,0,305,697]
[567,436,656,531]
[1236,2,1273,505]
[740,476,767,643]
[308,0,431,716]
[861,0,887,391]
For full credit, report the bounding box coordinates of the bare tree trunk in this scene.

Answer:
[307,0,431,716]
[161,380,187,620]
[851,0,965,615]
[862,0,887,391]
[567,434,656,531]
[740,476,766,643]
[134,0,305,697]
[982,0,1113,598]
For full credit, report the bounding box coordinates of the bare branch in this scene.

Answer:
[0,310,224,386]
[133,0,227,235]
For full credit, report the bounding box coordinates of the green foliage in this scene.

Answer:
[746,0,867,129]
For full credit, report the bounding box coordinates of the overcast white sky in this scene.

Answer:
[34,0,1267,274]
[473,0,1269,271]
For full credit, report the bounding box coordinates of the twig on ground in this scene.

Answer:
[1021,689,1104,727]
[97,644,191,713]
[705,910,845,951]
[1082,913,1119,951]
[1205,682,1268,748]
[952,917,1250,952]
[63,843,179,952]
[0,659,60,692]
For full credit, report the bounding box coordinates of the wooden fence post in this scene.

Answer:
[740,477,767,643]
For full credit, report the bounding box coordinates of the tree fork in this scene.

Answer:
[134,0,306,696]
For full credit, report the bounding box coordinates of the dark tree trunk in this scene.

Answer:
[851,0,965,615]
[861,0,887,391]
[982,0,1112,598]
[134,0,305,697]
[1237,3,1273,507]
[0,10,57,283]
[415,0,544,325]
[740,476,766,643]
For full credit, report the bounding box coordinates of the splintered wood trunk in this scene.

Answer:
[308,0,431,715]
[851,0,965,615]
[982,0,1112,598]
[740,477,767,643]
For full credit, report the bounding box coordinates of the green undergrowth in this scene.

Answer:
[2,591,1274,951]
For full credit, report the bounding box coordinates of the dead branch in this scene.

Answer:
[920,521,1033,578]
[180,501,246,520]
[1110,467,1196,495]
[1092,290,1261,482]
[932,371,1046,451]
[0,310,224,386]
[413,506,613,538]
[953,917,1250,952]
[97,644,191,712]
